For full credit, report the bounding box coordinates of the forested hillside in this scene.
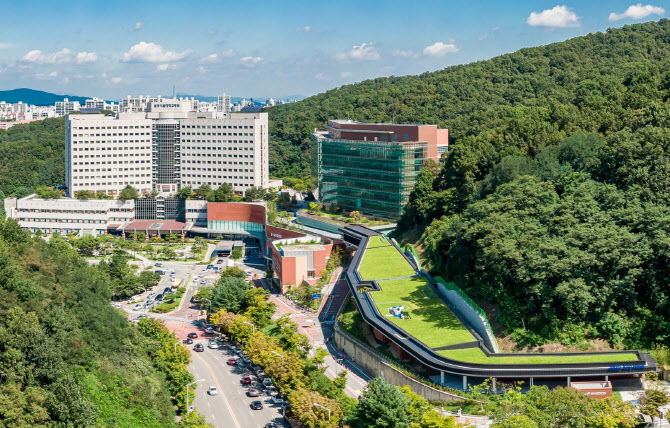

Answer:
[265,19,670,349]
[0,218,189,426]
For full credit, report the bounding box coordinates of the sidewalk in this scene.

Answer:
[268,291,371,398]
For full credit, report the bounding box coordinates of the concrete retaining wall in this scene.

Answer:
[333,328,465,402]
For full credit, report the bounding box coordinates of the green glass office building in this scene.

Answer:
[311,133,428,219]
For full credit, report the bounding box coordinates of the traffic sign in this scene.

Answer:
[312,293,322,299]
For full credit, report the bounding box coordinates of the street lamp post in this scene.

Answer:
[242,321,255,334]
[200,298,211,323]
[313,403,331,420]
[174,340,179,353]
[271,350,284,367]
[186,379,205,414]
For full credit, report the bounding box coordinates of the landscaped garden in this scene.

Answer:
[357,235,644,365]
[357,244,416,280]
[370,277,476,348]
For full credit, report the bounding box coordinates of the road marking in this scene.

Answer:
[192,352,242,428]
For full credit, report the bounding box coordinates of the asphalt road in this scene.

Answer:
[188,340,287,428]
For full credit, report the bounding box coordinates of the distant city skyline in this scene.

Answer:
[0,0,666,99]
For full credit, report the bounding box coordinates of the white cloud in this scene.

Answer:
[609,4,664,21]
[197,66,208,74]
[110,77,122,84]
[315,72,327,80]
[75,51,98,64]
[0,43,13,49]
[527,5,581,28]
[156,63,169,71]
[121,42,191,63]
[207,29,217,35]
[296,26,311,32]
[479,26,501,40]
[221,49,236,58]
[336,43,380,61]
[49,71,58,77]
[392,49,419,58]
[340,71,351,78]
[21,48,72,64]
[240,56,262,66]
[423,42,459,57]
[199,54,218,64]
[129,21,143,32]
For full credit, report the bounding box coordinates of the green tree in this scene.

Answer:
[195,184,213,200]
[356,377,411,428]
[641,387,669,426]
[231,247,243,260]
[211,183,235,202]
[211,277,251,313]
[118,185,139,200]
[244,186,266,202]
[220,266,246,279]
[178,186,193,199]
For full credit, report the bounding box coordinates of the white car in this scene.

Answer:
[208,386,218,395]
[205,327,214,334]
[132,303,143,311]
[208,342,219,349]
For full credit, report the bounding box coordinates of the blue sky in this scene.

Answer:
[0,1,667,100]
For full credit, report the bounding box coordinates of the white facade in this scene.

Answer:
[55,98,81,117]
[65,108,269,197]
[178,112,269,193]
[65,114,154,197]
[4,194,135,236]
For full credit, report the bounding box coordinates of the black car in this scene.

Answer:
[265,424,279,428]
[188,332,198,338]
[183,337,193,344]
[194,343,204,352]
[250,401,263,410]
[155,270,165,275]
[155,294,163,300]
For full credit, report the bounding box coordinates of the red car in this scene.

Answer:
[242,376,252,385]
[227,358,238,366]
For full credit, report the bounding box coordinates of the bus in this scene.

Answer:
[171,278,183,288]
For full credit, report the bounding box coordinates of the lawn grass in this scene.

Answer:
[369,277,476,348]
[358,245,416,280]
[437,347,639,364]
[367,235,391,249]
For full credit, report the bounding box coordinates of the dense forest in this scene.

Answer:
[0,218,199,426]
[267,19,670,349]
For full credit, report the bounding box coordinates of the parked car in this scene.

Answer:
[194,344,204,352]
[155,270,165,275]
[216,259,223,264]
[163,287,172,294]
[256,370,265,378]
[266,386,278,396]
[145,299,154,306]
[242,357,251,364]
[138,314,148,319]
[183,337,193,344]
[247,388,260,397]
[208,342,219,349]
[188,332,198,338]
[207,264,214,269]
[241,376,252,385]
[250,401,263,410]
[155,294,164,301]
[205,327,214,334]
[262,378,273,387]
[132,303,143,311]
[207,386,218,395]
[154,262,163,267]
[227,358,238,366]
[129,318,140,323]
[270,396,284,405]
[265,423,279,428]
[127,296,141,304]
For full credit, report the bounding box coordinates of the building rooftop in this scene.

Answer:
[121,220,186,232]
[329,119,435,127]
[282,244,325,252]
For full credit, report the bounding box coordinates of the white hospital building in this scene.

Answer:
[65,99,268,198]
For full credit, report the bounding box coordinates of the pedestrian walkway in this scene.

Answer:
[320,271,350,323]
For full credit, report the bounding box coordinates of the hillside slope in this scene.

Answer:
[268,19,670,180]
[0,88,88,106]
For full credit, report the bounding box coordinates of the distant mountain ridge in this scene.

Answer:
[0,88,89,106]
[176,93,305,104]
